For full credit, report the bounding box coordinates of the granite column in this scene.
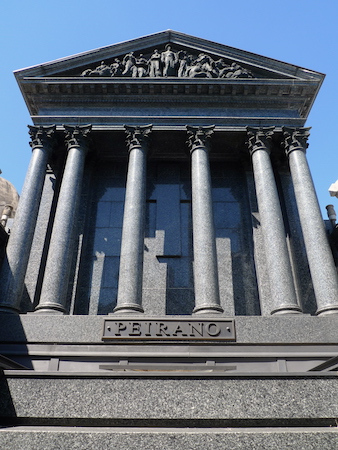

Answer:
[0,125,55,313]
[35,125,91,314]
[247,127,301,314]
[114,125,152,314]
[187,126,223,314]
[283,127,338,315]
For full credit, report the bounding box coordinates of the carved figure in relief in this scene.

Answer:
[212,58,228,77]
[81,68,92,77]
[133,54,148,77]
[214,58,228,70]
[81,61,112,77]
[186,58,213,78]
[110,58,124,77]
[186,62,205,78]
[220,62,253,78]
[161,44,178,77]
[195,53,215,76]
[177,51,191,77]
[80,44,255,79]
[149,49,162,77]
[122,52,136,76]
[92,61,112,77]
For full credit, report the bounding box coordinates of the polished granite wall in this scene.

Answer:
[66,160,262,316]
[21,156,314,316]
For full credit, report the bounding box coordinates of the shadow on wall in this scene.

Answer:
[0,227,8,269]
[0,313,31,424]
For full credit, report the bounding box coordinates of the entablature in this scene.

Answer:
[21,77,317,126]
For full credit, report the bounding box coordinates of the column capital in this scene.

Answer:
[246,127,275,156]
[283,127,311,156]
[186,125,215,153]
[28,125,56,151]
[124,124,152,152]
[64,124,92,152]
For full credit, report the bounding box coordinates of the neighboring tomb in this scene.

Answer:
[0,176,19,228]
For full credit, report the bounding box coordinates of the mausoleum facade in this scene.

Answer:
[0,31,337,448]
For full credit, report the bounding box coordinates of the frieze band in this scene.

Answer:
[81,44,254,79]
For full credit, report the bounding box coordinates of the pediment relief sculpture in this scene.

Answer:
[80,44,254,79]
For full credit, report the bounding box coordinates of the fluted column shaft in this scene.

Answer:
[0,125,55,313]
[114,125,152,314]
[187,126,223,314]
[283,127,338,315]
[35,125,91,314]
[247,127,301,314]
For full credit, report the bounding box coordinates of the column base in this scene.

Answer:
[193,304,224,315]
[113,303,144,314]
[34,303,66,315]
[316,307,338,316]
[271,306,302,316]
[0,305,20,314]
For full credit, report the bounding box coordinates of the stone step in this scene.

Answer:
[1,374,337,420]
[0,426,337,449]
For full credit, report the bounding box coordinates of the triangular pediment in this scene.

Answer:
[14,30,323,82]
[15,31,325,128]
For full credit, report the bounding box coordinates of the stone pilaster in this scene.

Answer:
[187,125,223,314]
[283,127,338,315]
[114,125,152,314]
[35,125,91,314]
[0,125,55,313]
[247,127,301,315]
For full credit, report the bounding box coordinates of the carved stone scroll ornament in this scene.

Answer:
[124,124,152,151]
[282,127,311,156]
[28,125,56,151]
[246,127,275,156]
[186,125,215,153]
[80,45,254,79]
[64,125,92,152]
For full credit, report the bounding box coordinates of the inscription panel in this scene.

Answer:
[102,318,235,341]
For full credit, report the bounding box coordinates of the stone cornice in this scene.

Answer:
[20,76,319,89]
[30,116,307,129]
[20,77,318,120]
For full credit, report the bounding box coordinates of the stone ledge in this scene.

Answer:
[0,314,338,344]
[0,426,337,450]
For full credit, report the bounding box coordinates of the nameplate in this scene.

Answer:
[102,318,235,341]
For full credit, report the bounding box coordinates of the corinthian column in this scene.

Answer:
[114,125,152,314]
[247,127,301,314]
[283,127,338,315]
[187,125,223,314]
[0,125,55,313]
[35,125,91,314]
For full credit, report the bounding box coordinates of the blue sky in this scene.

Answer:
[1,0,338,217]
